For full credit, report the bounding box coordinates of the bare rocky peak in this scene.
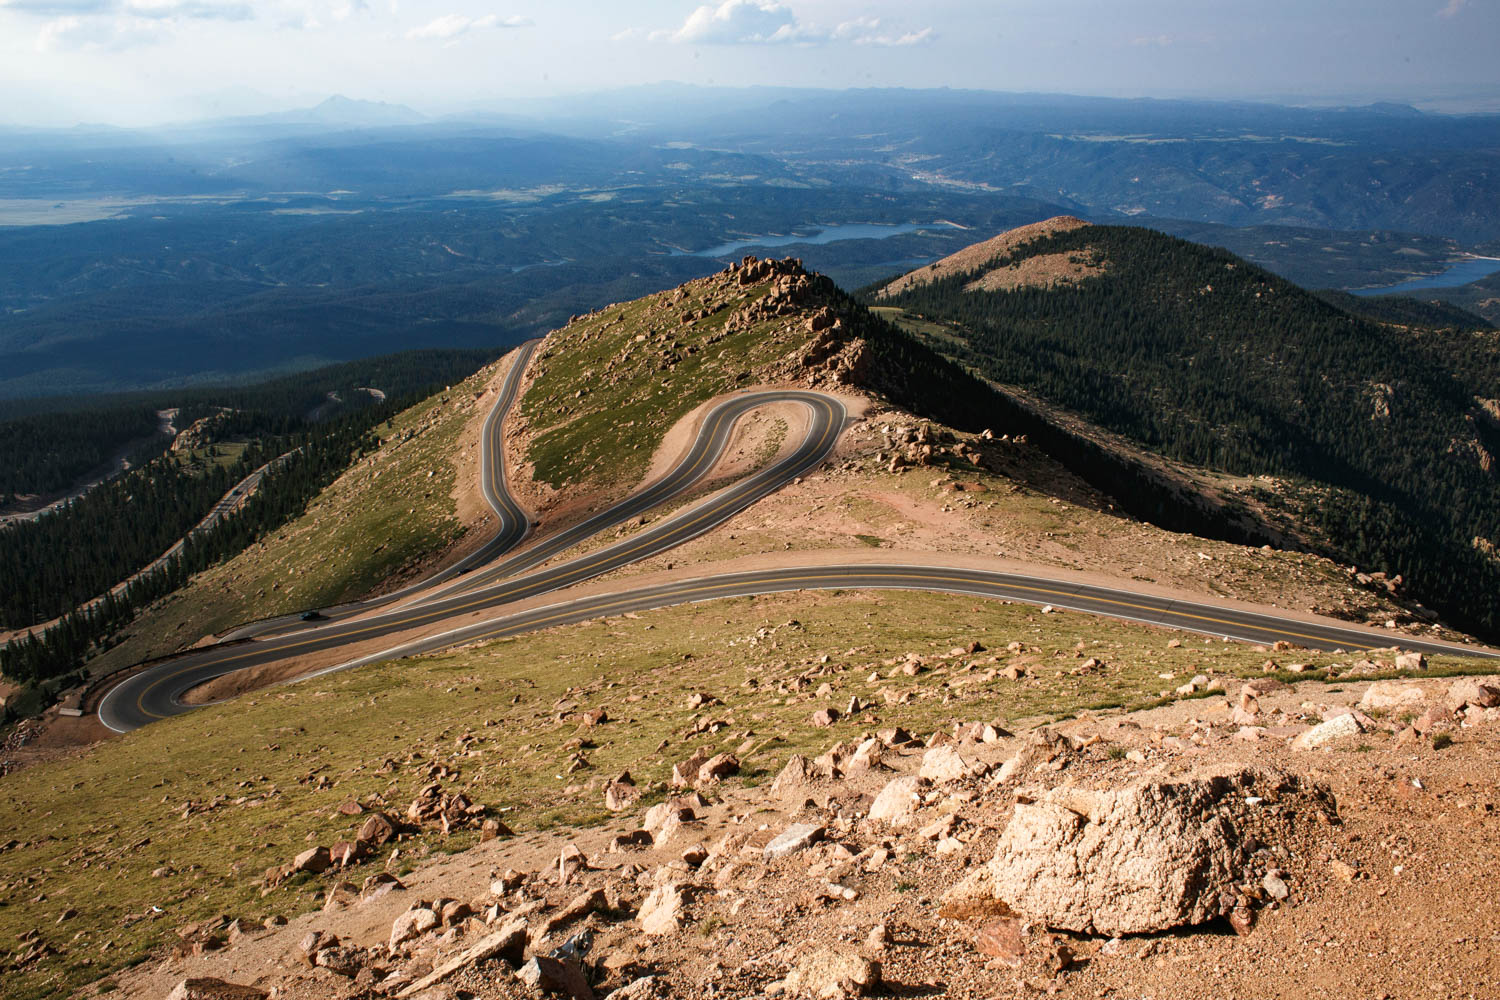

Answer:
[876,215,1092,298]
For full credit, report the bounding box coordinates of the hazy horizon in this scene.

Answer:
[3,0,1499,128]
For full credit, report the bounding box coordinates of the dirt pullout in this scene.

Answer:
[105,672,1500,1000]
[877,215,1091,297]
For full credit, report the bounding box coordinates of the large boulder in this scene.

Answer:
[919,745,980,783]
[1294,713,1363,749]
[638,883,689,936]
[868,775,930,826]
[985,767,1330,935]
[357,812,398,847]
[518,955,594,999]
[1448,677,1500,709]
[1358,681,1427,713]
[785,949,881,997]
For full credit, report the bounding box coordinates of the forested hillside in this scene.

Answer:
[869,224,1500,638]
[0,349,500,686]
[0,348,495,501]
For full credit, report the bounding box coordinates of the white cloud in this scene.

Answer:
[4,0,251,19]
[671,0,800,44]
[405,11,531,40]
[644,1,931,47]
[1437,0,1466,17]
[36,12,163,48]
[829,17,932,47]
[1,0,113,13]
[128,0,252,20]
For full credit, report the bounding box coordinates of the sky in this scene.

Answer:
[2,0,1498,126]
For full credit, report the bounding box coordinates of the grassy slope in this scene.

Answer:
[85,361,503,675]
[518,271,792,493]
[6,587,1484,1000]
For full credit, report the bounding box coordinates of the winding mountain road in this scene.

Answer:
[98,345,1500,733]
[98,387,847,731]
[220,339,541,641]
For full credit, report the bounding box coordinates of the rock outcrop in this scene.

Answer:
[985,766,1334,935]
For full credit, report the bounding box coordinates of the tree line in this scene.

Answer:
[0,375,480,686]
[870,224,1500,639]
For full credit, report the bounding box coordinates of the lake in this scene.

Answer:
[674,221,963,258]
[1350,256,1500,297]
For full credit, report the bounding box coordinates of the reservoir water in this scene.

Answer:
[1350,256,1500,297]
[674,221,963,258]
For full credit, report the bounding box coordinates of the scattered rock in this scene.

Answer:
[396,920,529,998]
[697,752,739,784]
[389,906,439,950]
[772,754,813,794]
[974,916,1026,966]
[328,840,365,868]
[1448,677,1500,709]
[1412,705,1454,735]
[293,846,331,874]
[1394,652,1426,671]
[920,744,980,783]
[604,780,640,812]
[1358,681,1427,712]
[670,751,708,790]
[1229,689,1261,726]
[314,944,363,977]
[1262,872,1290,901]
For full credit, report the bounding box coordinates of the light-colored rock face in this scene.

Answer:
[763,823,825,861]
[869,775,931,826]
[919,744,976,783]
[166,979,269,1000]
[987,768,1313,935]
[639,883,688,936]
[1358,681,1428,712]
[785,948,882,998]
[1294,713,1363,749]
[1448,678,1500,709]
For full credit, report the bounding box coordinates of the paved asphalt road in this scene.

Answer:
[98,389,846,731]
[219,339,540,641]
[99,374,1500,733]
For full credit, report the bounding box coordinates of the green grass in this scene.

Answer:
[3,586,1486,1000]
[518,273,802,492]
[84,362,503,674]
